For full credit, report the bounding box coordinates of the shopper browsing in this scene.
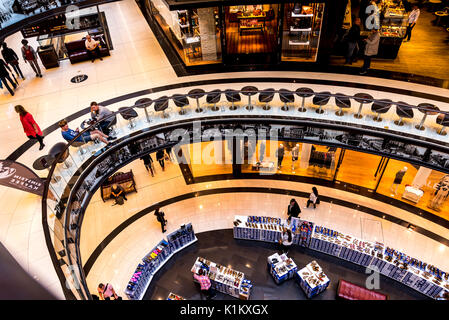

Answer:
[14,105,45,150]
[0,58,17,96]
[287,198,301,218]
[21,40,42,78]
[359,29,380,75]
[2,42,25,80]
[193,268,216,300]
[58,119,111,145]
[154,207,167,233]
[306,187,320,209]
[97,283,118,300]
[403,5,420,42]
[85,35,103,63]
[278,228,293,254]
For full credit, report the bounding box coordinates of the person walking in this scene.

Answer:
[359,29,380,75]
[306,187,320,209]
[21,40,42,78]
[403,5,420,42]
[154,207,167,233]
[0,58,17,96]
[276,144,284,170]
[344,18,361,64]
[156,149,165,171]
[14,105,45,150]
[287,198,301,218]
[140,153,155,176]
[2,42,25,80]
[193,268,216,300]
[85,35,103,63]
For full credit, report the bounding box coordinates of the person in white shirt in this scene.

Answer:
[85,35,103,62]
[403,5,420,42]
[306,187,320,209]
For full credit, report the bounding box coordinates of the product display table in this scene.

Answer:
[296,260,330,298]
[251,160,275,171]
[233,214,449,299]
[268,253,298,284]
[191,257,252,300]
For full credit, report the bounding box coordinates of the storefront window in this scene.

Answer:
[148,0,222,65]
[335,149,383,190]
[184,141,233,178]
[241,141,340,180]
[377,160,449,221]
[225,4,279,55]
[281,2,325,62]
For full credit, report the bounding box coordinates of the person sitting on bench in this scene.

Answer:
[110,184,127,203]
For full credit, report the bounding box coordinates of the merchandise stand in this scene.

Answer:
[233,215,449,299]
[296,260,330,298]
[191,257,253,300]
[268,253,298,284]
[125,223,197,300]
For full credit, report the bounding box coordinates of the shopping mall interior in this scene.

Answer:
[1,0,449,303]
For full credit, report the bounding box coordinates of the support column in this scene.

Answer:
[300,143,312,169]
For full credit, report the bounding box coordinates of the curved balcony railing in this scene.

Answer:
[41,85,449,299]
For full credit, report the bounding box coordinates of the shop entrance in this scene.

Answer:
[224,4,279,63]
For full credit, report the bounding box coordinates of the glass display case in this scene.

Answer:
[380,0,408,38]
[281,2,325,62]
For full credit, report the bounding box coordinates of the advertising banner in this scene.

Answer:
[0,160,44,196]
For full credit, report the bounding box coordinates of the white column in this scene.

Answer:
[300,144,312,169]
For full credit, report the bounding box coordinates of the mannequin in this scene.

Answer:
[390,166,407,195]
[291,144,300,172]
[428,175,449,211]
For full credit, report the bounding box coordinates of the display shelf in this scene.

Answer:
[292,13,314,18]
[125,223,197,300]
[289,40,310,46]
[290,27,312,32]
[233,215,449,299]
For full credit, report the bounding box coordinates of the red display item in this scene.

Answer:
[337,279,388,300]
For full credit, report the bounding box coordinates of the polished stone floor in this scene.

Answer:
[144,229,427,300]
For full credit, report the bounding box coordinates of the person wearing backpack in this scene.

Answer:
[21,39,42,78]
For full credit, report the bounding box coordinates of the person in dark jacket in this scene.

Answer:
[154,207,167,233]
[287,198,301,218]
[140,153,155,176]
[156,149,165,171]
[2,42,24,80]
[345,18,361,64]
[110,184,127,203]
[0,59,17,96]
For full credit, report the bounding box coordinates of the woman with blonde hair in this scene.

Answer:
[14,105,45,150]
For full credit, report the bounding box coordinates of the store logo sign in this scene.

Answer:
[0,160,44,196]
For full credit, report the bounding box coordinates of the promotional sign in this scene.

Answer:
[0,160,44,196]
